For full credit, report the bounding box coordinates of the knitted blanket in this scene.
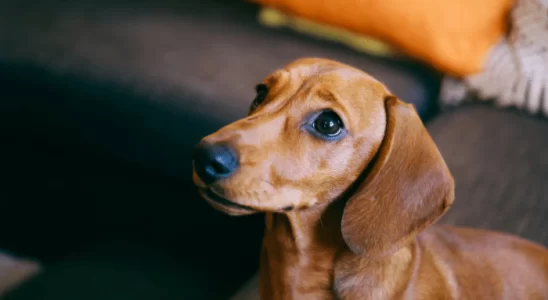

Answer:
[440,0,548,116]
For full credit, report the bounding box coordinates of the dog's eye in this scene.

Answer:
[250,84,268,111]
[313,111,344,137]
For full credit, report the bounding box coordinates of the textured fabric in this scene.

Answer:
[429,105,548,245]
[0,0,440,176]
[0,65,266,296]
[440,0,548,117]
[253,0,512,75]
[0,0,439,123]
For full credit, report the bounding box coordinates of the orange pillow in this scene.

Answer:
[251,0,513,76]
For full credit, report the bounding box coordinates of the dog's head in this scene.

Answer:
[193,58,454,256]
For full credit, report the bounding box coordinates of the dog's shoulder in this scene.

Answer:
[333,225,548,299]
[418,224,548,299]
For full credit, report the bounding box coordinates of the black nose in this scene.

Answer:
[193,141,239,184]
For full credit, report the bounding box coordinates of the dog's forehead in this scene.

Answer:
[282,59,385,91]
[266,59,388,134]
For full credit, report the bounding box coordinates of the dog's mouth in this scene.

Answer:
[199,188,257,214]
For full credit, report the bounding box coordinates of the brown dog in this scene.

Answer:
[192,58,548,299]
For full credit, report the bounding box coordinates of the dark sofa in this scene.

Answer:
[0,0,546,299]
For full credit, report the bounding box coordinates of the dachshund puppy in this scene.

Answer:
[192,58,548,299]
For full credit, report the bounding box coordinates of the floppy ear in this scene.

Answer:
[341,96,454,257]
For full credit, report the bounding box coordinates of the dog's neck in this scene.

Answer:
[260,202,421,300]
[260,200,347,300]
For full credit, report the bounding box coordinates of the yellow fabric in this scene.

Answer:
[258,7,396,58]
[252,0,513,76]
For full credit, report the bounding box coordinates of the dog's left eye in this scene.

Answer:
[250,84,268,112]
[312,111,344,137]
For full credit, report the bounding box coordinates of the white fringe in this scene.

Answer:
[440,0,548,116]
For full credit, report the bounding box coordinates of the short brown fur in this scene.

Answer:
[193,58,548,299]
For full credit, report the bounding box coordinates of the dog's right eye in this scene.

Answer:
[303,110,347,141]
[313,111,344,137]
[250,84,268,112]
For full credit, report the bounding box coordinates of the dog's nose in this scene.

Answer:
[193,141,239,184]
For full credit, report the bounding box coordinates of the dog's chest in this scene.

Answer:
[260,213,338,300]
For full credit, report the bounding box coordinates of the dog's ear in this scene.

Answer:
[341,96,454,257]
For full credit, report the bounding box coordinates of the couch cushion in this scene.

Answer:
[253,0,512,76]
[0,0,440,118]
[0,0,440,175]
[429,104,548,245]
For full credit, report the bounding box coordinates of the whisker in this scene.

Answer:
[260,179,275,187]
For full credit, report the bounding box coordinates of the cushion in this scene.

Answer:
[257,7,396,58]
[251,0,513,76]
[440,0,548,117]
[430,105,548,245]
[0,0,441,176]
